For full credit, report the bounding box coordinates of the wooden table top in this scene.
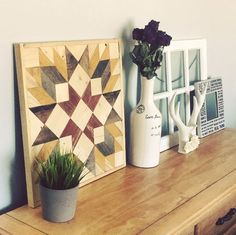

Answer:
[1,129,236,235]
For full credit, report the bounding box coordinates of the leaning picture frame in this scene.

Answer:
[194,77,225,137]
[14,39,126,208]
[151,39,208,151]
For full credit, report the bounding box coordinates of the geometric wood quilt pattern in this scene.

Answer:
[14,39,126,208]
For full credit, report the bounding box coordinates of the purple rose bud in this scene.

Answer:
[147,20,160,31]
[132,28,144,41]
[164,34,172,46]
[143,26,157,44]
[156,30,172,46]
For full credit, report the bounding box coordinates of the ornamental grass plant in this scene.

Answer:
[36,150,86,190]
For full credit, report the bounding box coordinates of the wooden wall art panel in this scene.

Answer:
[15,39,126,208]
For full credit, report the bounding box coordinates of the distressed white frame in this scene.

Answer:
[154,39,207,151]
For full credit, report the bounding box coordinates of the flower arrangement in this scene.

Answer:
[130,20,172,79]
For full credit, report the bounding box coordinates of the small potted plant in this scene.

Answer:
[36,149,86,223]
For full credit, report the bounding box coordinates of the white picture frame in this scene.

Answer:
[152,39,208,151]
[194,77,225,137]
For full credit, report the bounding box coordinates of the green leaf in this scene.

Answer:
[35,149,86,190]
[140,42,149,57]
[130,42,165,81]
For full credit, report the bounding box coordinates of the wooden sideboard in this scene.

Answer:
[1,129,236,235]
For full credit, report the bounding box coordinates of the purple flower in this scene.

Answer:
[143,25,157,44]
[146,20,160,31]
[156,30,172,46]
[130,20,172,79]
[132,28,144,41]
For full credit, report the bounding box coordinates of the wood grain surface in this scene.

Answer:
[4,129,236,234]
[0,214,45,235]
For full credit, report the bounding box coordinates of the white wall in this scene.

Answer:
[0,0,235,212]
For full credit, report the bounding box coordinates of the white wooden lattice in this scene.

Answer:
[154,39,207,151]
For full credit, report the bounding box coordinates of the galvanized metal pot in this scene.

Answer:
[39,184,79,223]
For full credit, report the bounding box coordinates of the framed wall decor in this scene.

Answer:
[194,77,225,137]
[15,39,126,208]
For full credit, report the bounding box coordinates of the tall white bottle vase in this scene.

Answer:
[130,76,162,168]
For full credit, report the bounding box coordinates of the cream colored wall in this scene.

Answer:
[0,0,235,212]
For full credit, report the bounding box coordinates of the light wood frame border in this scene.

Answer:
[14,39,126,208]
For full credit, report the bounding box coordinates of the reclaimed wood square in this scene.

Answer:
[15,39,126,207]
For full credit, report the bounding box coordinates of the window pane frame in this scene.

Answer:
[153,39,207,152]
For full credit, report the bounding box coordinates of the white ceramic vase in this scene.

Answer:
[130,76,162,168]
